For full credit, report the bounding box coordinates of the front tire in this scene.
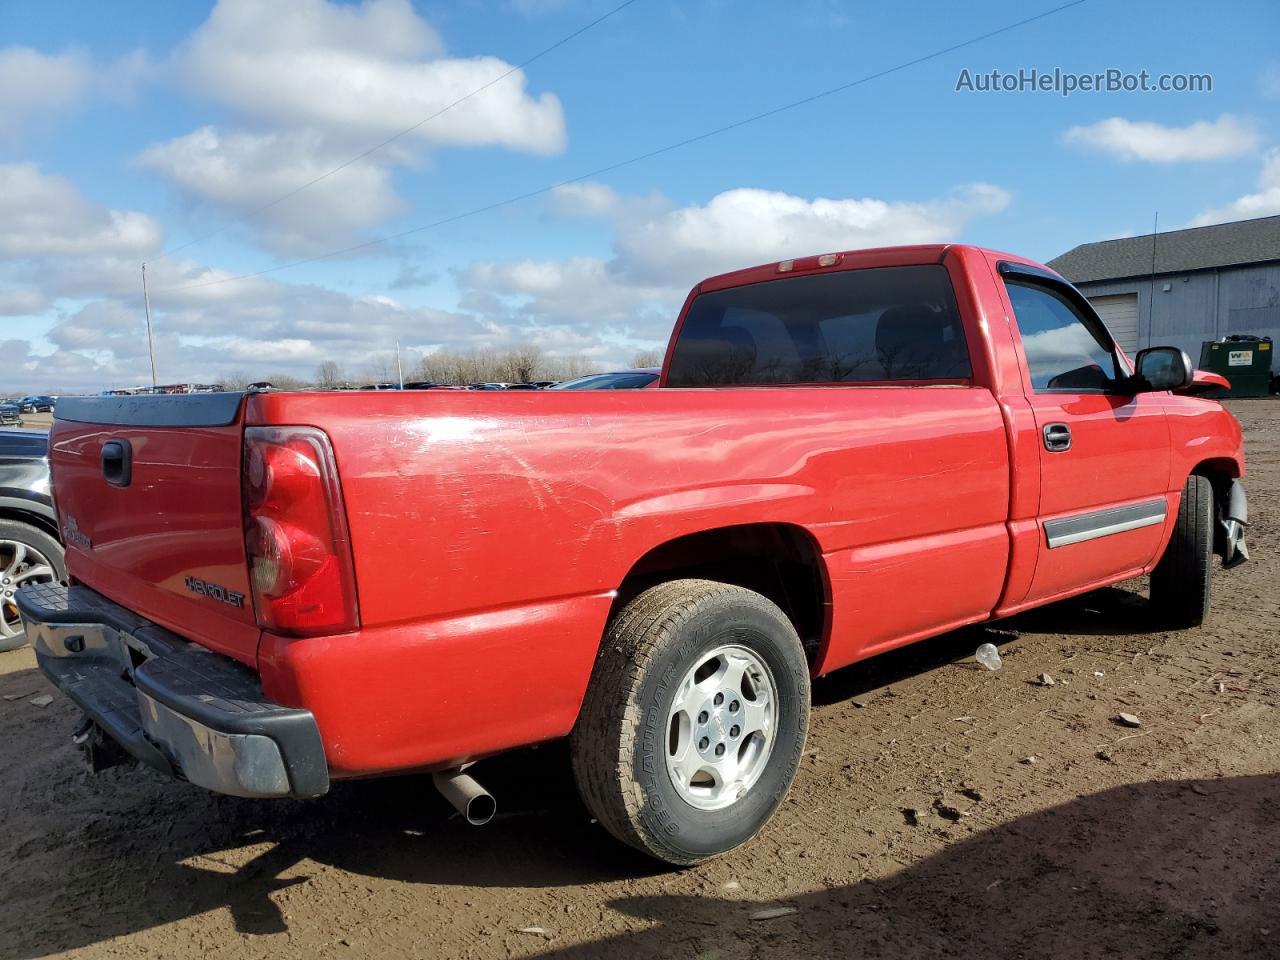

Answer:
[571,579,810,866]
[1149,474,1213,628]
[0,519,66,652]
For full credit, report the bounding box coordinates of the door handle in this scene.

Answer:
[1043,423,1072,453]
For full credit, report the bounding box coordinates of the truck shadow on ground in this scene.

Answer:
[1,686,658,958]
[537,773,1280,959]
[813,584,1158,707]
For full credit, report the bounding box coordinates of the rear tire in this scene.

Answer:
[0,519,66,652]
[1149,474,1213,628]
[571,579,810,866]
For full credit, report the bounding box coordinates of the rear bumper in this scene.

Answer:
[17,581,328,799]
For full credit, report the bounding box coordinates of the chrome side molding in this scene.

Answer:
[1044,499,1167,549]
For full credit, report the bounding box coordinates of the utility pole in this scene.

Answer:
[141,263,158,389]
[396,340,404,389]
[1148,212,1159,350]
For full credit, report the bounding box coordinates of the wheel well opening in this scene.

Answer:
[0,507,59,542]
[1191,458,1239,491]
[611,523,829,663]
[1191,458,1241,558]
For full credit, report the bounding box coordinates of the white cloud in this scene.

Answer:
[0,47,90,136]
[460,181,1012,343]
[179,0,564,154]
[1192,148,1280,225]
[0,288,48,316]
[0,46,152,141]
[608,183,1011,285]
[141,0,567,255]
[0,164,163,258]
[1,168,1012,394]
[138,127,406,255]
[1064,114,1259,163]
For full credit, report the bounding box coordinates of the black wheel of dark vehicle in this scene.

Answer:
[0,520,65,652]
[571,579,810,866]
[1149,474,1214,629]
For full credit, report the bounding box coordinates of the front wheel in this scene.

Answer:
[1149,474,1214,628]
[571,579,810,866]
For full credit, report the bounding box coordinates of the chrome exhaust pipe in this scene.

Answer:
[432,768,496,825]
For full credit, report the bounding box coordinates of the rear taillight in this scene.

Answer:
[243,426,358,636]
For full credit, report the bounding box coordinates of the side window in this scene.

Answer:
[666,265,971,387]
[1005,280,1121,392]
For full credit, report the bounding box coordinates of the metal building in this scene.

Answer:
[1048,214,1280,358]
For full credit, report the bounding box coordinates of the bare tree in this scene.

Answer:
[631,348,663,368]
[414,347,603,386]
[315,360,344,389]
[219,371,253,391]
[498,346,541,384]
[548,354,602,380]
[363,354,395,384]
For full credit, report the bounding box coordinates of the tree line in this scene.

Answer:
[219,347,664,391]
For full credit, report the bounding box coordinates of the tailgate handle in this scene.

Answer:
[101,439,132,487]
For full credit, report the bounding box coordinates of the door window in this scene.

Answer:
[1005,280,1123,392]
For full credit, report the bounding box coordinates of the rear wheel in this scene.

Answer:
[571,579,810,865]
[0,520,65,652]
[1149,474,1213,628]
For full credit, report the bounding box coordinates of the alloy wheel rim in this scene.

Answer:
[0,540,56,640]
[664,643,778,811]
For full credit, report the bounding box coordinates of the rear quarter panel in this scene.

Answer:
[250,387,1009,773]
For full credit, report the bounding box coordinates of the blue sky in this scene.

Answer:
[2,0,1278,391]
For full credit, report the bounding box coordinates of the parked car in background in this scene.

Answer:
[549,368,661,390]
[0,430,64,651]
[18,244,1248,866]
[0,401,20,426]
[19,396,57,413]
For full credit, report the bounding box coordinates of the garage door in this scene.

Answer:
[1089,294,1139,354]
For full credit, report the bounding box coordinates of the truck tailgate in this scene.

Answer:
[49,394,260,665]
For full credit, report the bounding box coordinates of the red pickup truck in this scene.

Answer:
[20,244,1249,865]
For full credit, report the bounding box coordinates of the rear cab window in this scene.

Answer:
[666,265,971,387]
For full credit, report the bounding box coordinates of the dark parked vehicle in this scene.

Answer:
[19,396,57,412]
[549,368,661,390]
[0,401,20,426]
[0,430,65,651]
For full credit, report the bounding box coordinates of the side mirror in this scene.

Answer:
[1133,346,1193,392]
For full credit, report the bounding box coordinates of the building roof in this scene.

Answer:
[1048,215,1280,284]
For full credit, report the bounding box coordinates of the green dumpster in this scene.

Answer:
[1198,336,1274,398]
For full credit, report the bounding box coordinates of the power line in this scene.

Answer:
[157,0,1088,295]
[144,0,641,267]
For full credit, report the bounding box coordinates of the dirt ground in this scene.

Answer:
[2,399,1276,960]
